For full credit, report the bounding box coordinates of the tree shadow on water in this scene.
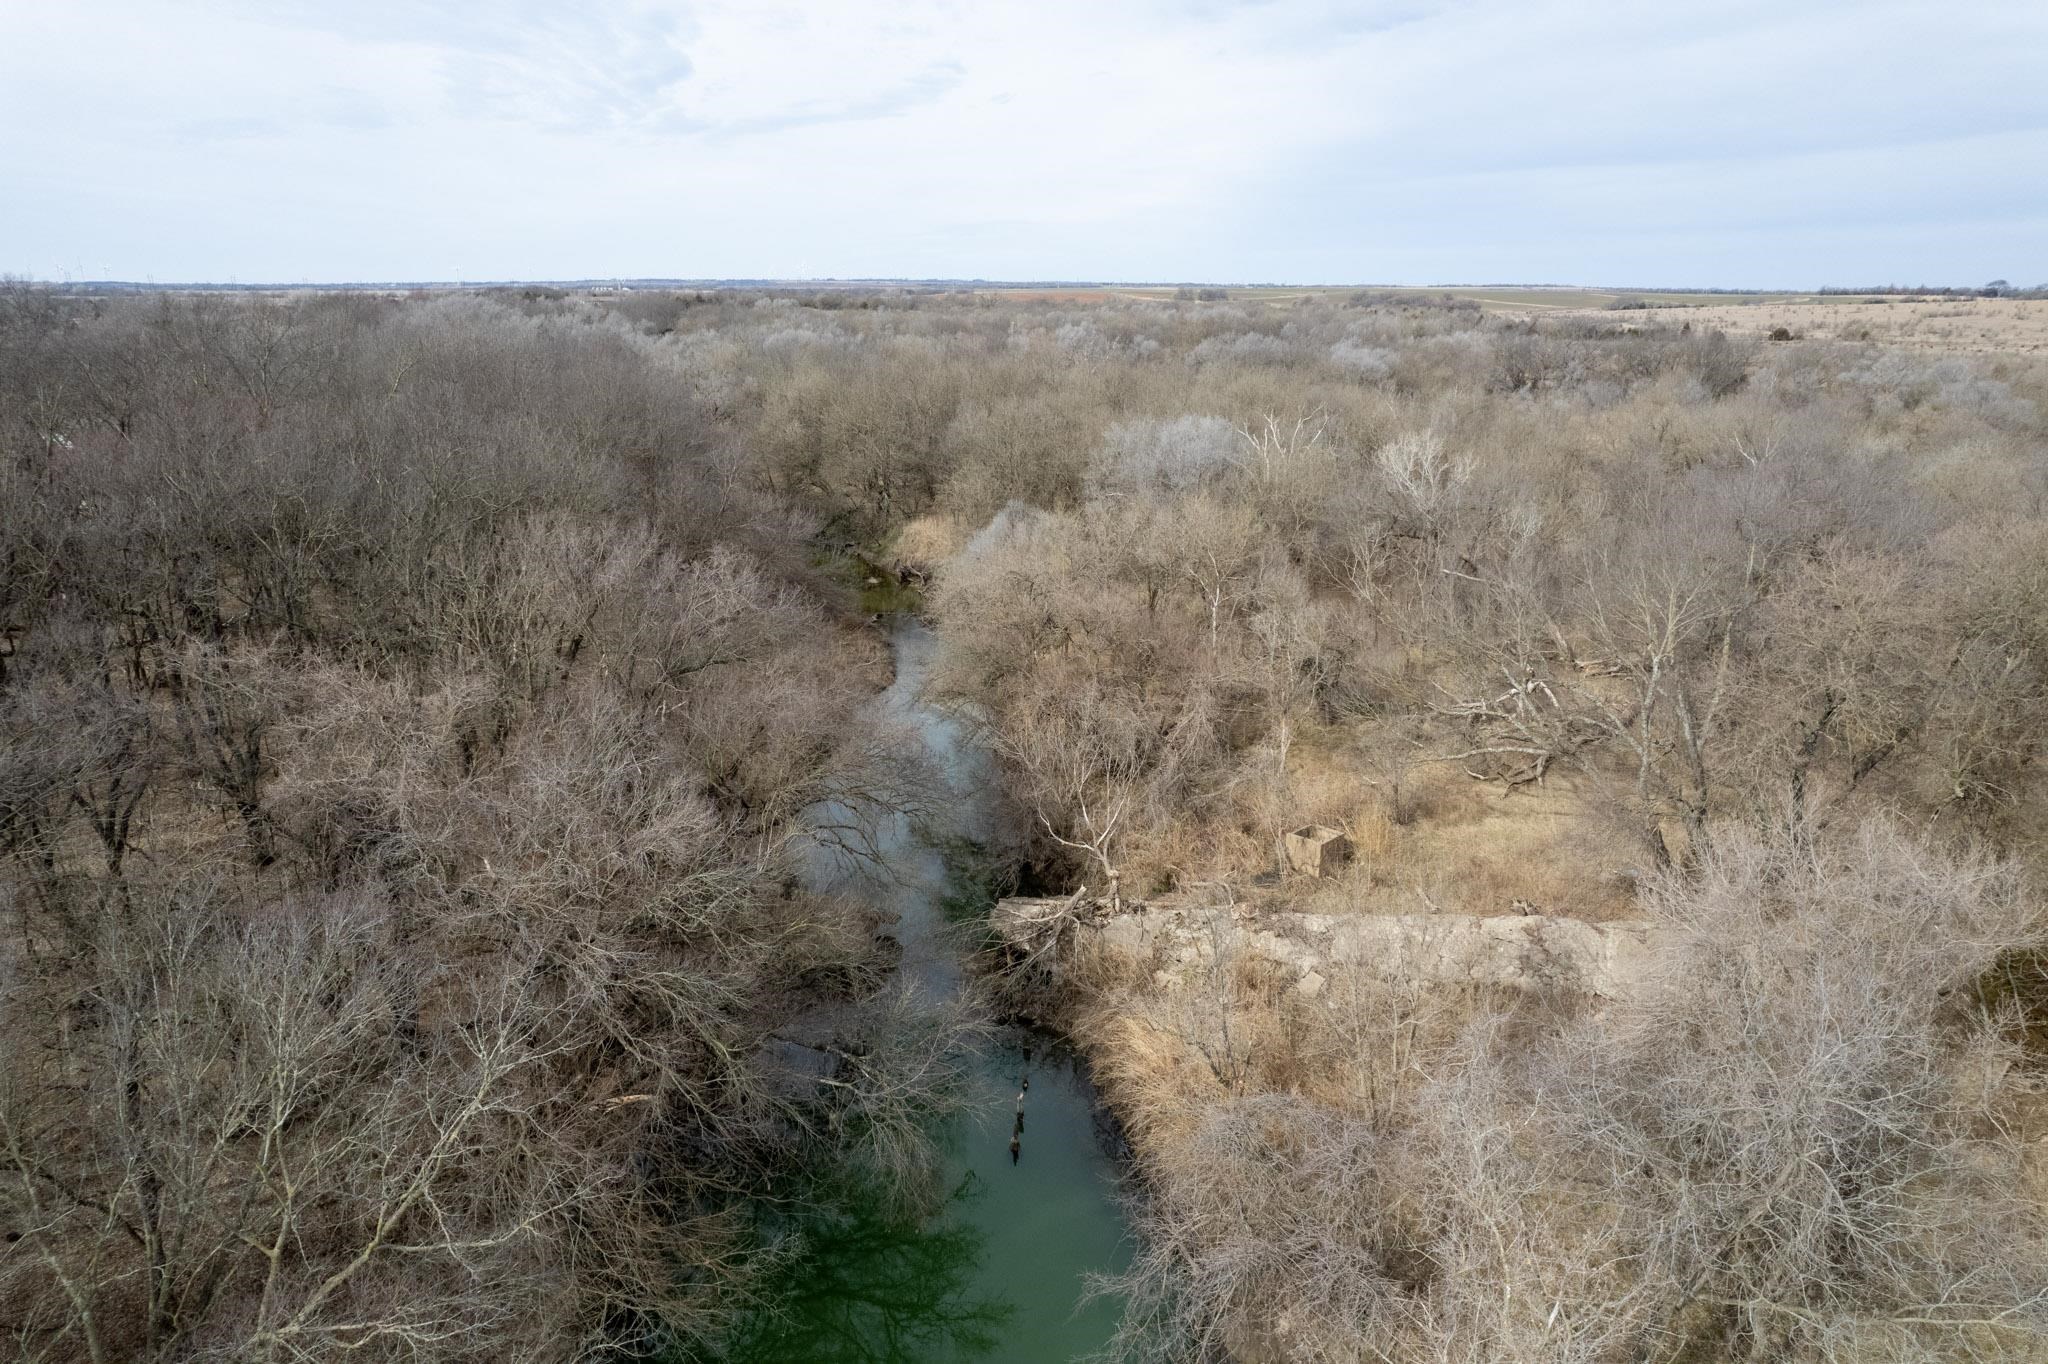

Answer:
[715,1177,1011,1364]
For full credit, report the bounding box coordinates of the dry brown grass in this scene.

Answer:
[1069,924,1533,1174]
[1530,297,2048,356]
[1335,765,1636,918]
[981,287,1118,303]
[1246,735,1638,921]
[1105,707,1641,921]
[887,512,968,574]
[1080,1010,1230,1153]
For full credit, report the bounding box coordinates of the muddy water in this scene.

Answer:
[767,621,1132,1363]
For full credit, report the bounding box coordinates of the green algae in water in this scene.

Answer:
[859,572,924,618]
[813,547,925,617]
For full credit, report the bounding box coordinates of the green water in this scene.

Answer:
[718,1198,1006,1363]
[936,1035,1131,1361]
[724,1036,1130,1364]
[724,621,1132,1363]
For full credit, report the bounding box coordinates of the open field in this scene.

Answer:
[1093,285,2048,355]
[981,287,1119,303]
[1535,295,2048,355]
[1102,284,1834,310]
[1440,286,1825,309]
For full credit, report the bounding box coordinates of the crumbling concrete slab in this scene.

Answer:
[995,897,1656,1000]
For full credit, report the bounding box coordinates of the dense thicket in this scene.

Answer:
[885,291,2048,1361]
[6,281,2048,1362]
[0,288,963,1362]
[1093,827,2048,1364]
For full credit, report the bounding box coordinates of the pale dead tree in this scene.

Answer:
[1375,427,1471,529]
[996,887,1092,973]
[1087,413,1241,502]
[1732,427,1784,469]
[1570,547,1750,859]
[1234,411,1344,560]
[1235,411,1327,488]
[1012,714,1131,909]
[1338,514,1397,620]
[1429,662,1588,789]
[1424,520,1751,865]
[1715,390,1802,472]
[1421,520,1601,792]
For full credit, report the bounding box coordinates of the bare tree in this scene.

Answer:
[1529,823,2048,1363]
[167,643,284,866]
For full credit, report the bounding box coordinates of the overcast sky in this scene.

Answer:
[3,0,2043,287]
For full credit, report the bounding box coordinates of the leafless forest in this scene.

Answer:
[5,282,2048,1362]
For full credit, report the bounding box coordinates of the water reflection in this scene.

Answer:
[719,1179,1010,1364]
[739,622,1129,1363]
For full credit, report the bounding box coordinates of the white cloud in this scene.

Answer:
[1,0,2041,284]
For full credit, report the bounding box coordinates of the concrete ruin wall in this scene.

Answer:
[995,897,1658,1001]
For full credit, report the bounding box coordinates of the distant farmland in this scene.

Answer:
[1101,284,1835,310]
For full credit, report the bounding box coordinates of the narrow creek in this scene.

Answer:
[740,620,1132,1362]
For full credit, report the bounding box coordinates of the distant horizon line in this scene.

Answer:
[10,276,2027,296]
